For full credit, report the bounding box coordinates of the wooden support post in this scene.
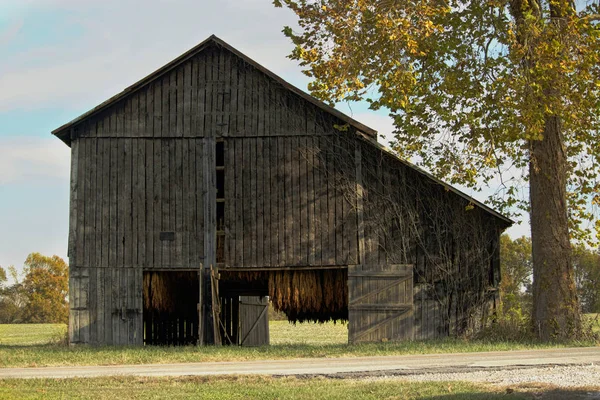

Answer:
[203,136,217,344]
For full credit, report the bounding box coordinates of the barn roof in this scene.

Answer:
[51,34,512,226]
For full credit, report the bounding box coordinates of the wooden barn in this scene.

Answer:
[52,35,511,346]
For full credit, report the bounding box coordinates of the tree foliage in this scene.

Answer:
[21,253,69,324]
[0,254,69,324]
[275,0,600,242]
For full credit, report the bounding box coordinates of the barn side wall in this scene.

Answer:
[356,140,503,339]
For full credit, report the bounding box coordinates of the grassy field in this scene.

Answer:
[0,324,66,346]
[0,321,597,368]
[0,375,582,400]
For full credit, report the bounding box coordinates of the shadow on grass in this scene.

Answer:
[423,388,600,399]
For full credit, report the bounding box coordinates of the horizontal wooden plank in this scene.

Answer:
[348,304,412,311]
[348,272,412,278]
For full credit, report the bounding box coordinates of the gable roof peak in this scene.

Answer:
[52,35,378,145]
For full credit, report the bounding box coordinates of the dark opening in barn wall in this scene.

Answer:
[143,271,199,345]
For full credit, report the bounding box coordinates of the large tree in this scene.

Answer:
[275,0,600,339]
[21,253,69,324]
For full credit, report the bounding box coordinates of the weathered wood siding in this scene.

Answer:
[74,44,339,140]
[65,41,504,345]
[357,141,502,340]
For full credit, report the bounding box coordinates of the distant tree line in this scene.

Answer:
[500,234,600,321]
[0,253,69,324]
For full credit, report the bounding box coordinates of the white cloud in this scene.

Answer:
[0,0,304,112]
[0,136,70,184]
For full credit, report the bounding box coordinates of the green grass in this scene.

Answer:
[0,322,597,368]
[0,324,66,346]
[0,376,540,400]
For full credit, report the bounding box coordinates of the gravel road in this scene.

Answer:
[396,364,600,388]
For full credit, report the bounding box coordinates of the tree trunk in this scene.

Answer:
[529,115,581,340]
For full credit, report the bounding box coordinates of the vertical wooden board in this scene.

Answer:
[242,139,252,265]
[84,139,95,268]
[169,140,177,265]
[131,141,139,268]
[131,93,140,138]
[318,137,328,266]
[110,268,119,344]
[160,76,169,138]
[190,57,199,135]
[125,139,134,268]
[183,61,192,137]
[283,137,293,265]
[306,137,316,266]
[175,140,183,267]
[187,139,196,266]
[244,59,253,136]
[204,48,214,135]
[108,139,118,268]
[195,140,205,265]
[312,137,322,266]
[262,138,271,266]
[152,81,161,138]
[127,268,135,344]
[92,139,102,269]
[215,47,225,134]
[75,139,86,266]
[225,139,234,265]
[163,141,172,266]
[138,140,147,267]
[119,267,128,343]
[256,73,264,136]
[268,137,278,266]
[253,138,261,266]
[291,136,301,264]
[100,140,109,268]
[234,139,243,267]
[198,53,207,136]
[170,70,178,137]
[229,56,239,136]
[277,137,287,266]
[89,268,97,344]
[335,137,344,265]
[80,269,90,344]
[222,50,231,136]
[96,267,105,344]
[203,136,216,270]
[69,273,79,343]
[299,136,308,265]
[141,88,149,137]
[236,59,246,137]
[182,139,190,266]
[327,141,337,266]
[345,138,357,265]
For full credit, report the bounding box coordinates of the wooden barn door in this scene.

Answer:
[348,264,414,343]
[239,296,269,346]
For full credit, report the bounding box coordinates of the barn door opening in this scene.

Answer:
[143,271,199,345]
[348,264,414,343]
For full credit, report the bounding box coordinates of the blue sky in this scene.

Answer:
[0,0,529,276]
